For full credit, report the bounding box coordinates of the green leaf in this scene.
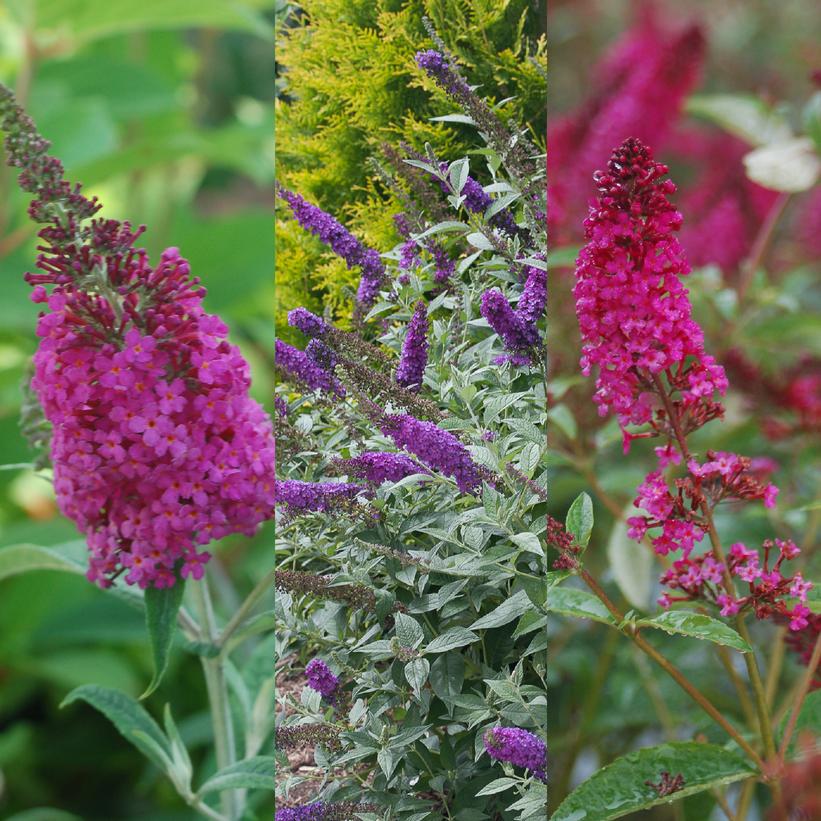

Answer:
[429,653,464,702]
[511,532,544,557]
[449,158,470,195]
[552,742,755,821]
[405,657,430,697]
[141,576,186,698]
[429,113,476,125]
[60,685,172,771]
[635,610,752,653]
[475,777,517,796]
[470,589,532,630]
[0,542,87,582]
[606,516,653,610]
[414,220,470,240]
[546,587,615,625]
[466,232,495,251]
[743,138,821,192]
[686,94,792,146]
[394,612,425,649]
[196,755,276,794]
[425,627,479,654]
[565,493,593,548]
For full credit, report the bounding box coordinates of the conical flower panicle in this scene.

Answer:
[395,300,429,391]
[1,85,275,589]
[31,247,276,589]
[574,137,727,429]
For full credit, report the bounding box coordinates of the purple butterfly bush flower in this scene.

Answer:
[275,803,327,821]
[335,452,423,484]
[275,339,344,397]
[278,187,385,311]
[483,726,547,782]
[481,289,538,351]
[306,338,338,371]
[516,264,547,328]
[380,413,483,494]
[305,658,340,701]
[274,479,366,513]
[395,301,429,391]
[415,48,471,98]
[481,263,546,364]
[288,307,330,338]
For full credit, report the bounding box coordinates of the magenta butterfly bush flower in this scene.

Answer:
[305,658,339,700]
[30,243,276,590]
[548,9,704,241]
[574,137,728,428]
[0,82,277,590]
[277,187,385,311]
[395,301,429,391]
[483,726,547,781]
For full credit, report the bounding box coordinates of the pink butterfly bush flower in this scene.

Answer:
[30,242,276,590]
[1,84,275,590]
[574,137,809,631]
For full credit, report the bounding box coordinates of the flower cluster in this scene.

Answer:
[30,245,276,590]
[483,726,547,781]
[395,300,429,390]
[380,413,486,494]
[332,452,423,485]
[275,724,342,752]
[436,161,521,237]
[393,212,455,285]
[414,42,542,208]
[275,339,345,397]
[274,569,381,612]
[275,802,380,821]
[274,479,367,515]
[1,84,278,590]
[277,187,386,311]
[574,137,728,428]
[658,538,812,631]
[305,658,340,701]
[481,263,546,364]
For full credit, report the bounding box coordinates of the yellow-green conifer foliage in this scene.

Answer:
[275,0,546,337]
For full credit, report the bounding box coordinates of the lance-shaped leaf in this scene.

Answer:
[552,742,756,821]
[634,611,752,653]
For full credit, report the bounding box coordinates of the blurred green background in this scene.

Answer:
[0,2,275,817]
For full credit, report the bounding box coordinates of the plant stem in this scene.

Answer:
[777,630,821,761]
[579,568,764,769]
[737,192,790,304]
[191,575,241,820]
[218,563,278,653]
[652,374,779,772]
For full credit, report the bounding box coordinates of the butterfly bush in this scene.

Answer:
[573,137,811,629]
[275,32,549,817]
[0,85,275,590]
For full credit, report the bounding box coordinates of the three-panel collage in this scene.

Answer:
[0,1,819,819]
